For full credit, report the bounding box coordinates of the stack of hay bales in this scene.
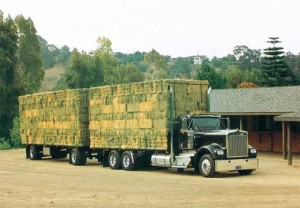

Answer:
[172,79,208,116]
[89,79,208,150]
[19,89,89,146]
[19,79,208,150]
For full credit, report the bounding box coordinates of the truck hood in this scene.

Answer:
[194,129,246,136]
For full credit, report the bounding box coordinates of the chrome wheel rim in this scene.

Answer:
[29,146,34,158]
[109,154,117,166]
[123,154,130,168]
[201,159,211,175]
[71,150,77,163]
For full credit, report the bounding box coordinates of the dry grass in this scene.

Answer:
[39,64,65,92]
[1,150,300,208]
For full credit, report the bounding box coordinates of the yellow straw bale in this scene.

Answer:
[139,102,156,112]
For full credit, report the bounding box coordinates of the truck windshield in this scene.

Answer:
[192,117,221,131]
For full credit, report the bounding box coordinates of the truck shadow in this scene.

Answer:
[136,166,246,178]
[39,158,254,177]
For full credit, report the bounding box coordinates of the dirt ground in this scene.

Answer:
[0,149,300,208]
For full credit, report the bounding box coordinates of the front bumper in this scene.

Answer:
[215,158,258,172]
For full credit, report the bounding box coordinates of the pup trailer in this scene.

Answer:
[19,79,258,177]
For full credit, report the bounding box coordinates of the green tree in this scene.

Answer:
[197,62,226,89]
[262,37,297,86]
[0,12,19,139]
[210,54,237,70]
[243,68,263,85]
[144,49,170,80]
[39,35,71,69]
[226,67,243,88]
[233,45,262,70]
[55,45,71,65]
[114,64,144,84]
[95,37,118,85]
[285,51,300,80]
[115,51,147,72]
[63,37,144,88]
[64,49,104,89]
[171,57,192,78]
[0,11,44,146]
[64,49,88,89]
[39,35,60,69]
[15,15,44,94]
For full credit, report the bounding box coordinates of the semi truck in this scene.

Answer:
[19,79,258,177]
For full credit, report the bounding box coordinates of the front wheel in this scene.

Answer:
[199,154,215,178]
[238,169,253,175]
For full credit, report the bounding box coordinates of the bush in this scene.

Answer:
[10,117,22,148]
[0,138,11,150]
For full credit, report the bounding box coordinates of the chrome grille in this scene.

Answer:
[227,132,248,158]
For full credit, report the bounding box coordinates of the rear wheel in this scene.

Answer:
[238,169,253,175]
[70,148,86,166]
[29,145,41,160]
[121,151,135,171]
[199,154,215,178]
[108,150,121,169]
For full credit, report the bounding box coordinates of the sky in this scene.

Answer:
[1,0,300,58]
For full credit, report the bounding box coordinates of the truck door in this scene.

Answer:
[179,117,193,149]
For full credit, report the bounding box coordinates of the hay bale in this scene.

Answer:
[19,89,90,147]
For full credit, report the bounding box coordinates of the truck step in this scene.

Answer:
[173,155,192,167]
[172,165,188,168]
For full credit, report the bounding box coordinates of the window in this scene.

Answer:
[180,118,188,130]
[291,123,300,132]
[227,116,240,129]
[252,116,275,131]
[192,117,220,130]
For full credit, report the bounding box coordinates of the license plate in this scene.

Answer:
[235,166,241,170]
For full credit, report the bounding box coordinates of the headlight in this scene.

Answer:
[250,148,257,154]
[216,149,224,156]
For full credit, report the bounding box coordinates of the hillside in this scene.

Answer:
[39,64,65,92]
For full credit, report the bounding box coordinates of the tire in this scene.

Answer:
[70,148,86,166]
[102,151,109,167]
[108,150,121,169]
[121,151,136,171]
[69,150,73,164]
[29,145,40,160]
[81,150,87,165]
[238,169,253,175]
[199,154,215,177]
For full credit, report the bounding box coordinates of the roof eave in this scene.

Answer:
[210,112,291,116]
